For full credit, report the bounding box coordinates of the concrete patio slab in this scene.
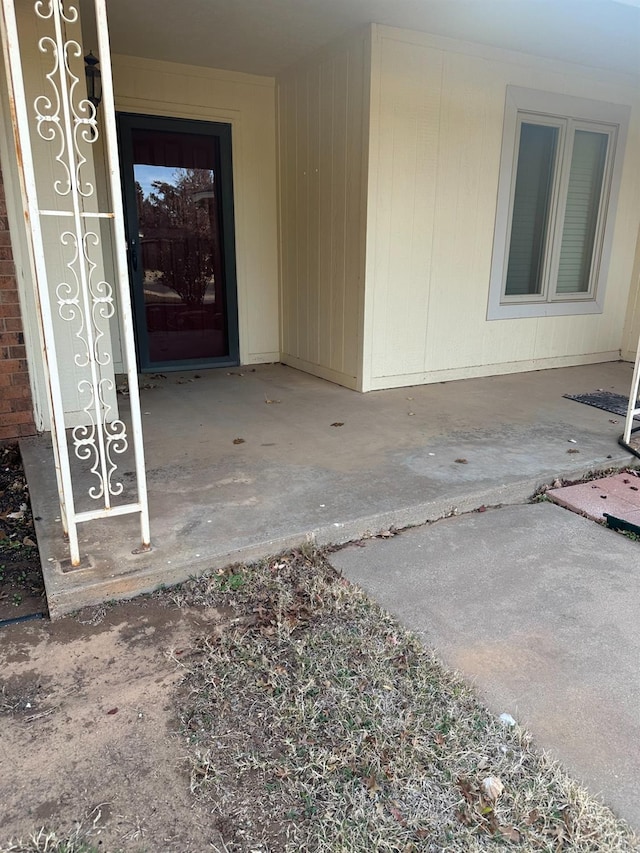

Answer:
[330,501,640,829]
[22,360,638,616]
[548,471,640,523]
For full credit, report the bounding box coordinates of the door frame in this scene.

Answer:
[117,112,240,372]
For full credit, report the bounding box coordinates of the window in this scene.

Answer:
[488,87,629,320]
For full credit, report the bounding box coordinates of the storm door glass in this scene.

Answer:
[131,129,228,364]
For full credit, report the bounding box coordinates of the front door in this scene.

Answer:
[118,114,239,370]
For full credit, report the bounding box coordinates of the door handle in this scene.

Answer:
[130,239,138,272]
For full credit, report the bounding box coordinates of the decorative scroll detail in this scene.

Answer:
[100,379,128,497]
[85,232,115,367]
[33,0,128,506]
[35,0,78,24]
[72,378,127,500]
[56,230,89,367]
[34,36,70,196]
[34,1,97,197]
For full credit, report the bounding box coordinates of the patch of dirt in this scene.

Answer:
[0,445,47,622]
[0,596,227,852]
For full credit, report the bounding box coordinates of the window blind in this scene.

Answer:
[505,123,558,296]
[556,130,608,294]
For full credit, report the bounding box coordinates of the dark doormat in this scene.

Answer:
[563,390,637,419]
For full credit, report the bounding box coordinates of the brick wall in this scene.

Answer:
[0,166,36,442]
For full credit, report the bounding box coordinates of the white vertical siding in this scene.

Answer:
[363,26,640,390]
[621,228,640,361]
[111,56,280,366]
[278,31,370,389]
[0,47,46,428]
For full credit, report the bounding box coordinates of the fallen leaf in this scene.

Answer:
[498,825,521,843]
[457,777,477,804]
[365,774,380,794]
[379,528,398,538]
[331,422,344,427]
[456,806,474,826]
[106,707,118,715]
[454,458,468,464]
[567,448,580,454]
[476,505,487,513]
[389,805,406,825]
[265,398,281,404]
[481,776,504,801]
[233,438,245,445]
[22,536,36,547]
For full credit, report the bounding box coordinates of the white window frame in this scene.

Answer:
[487,87,630,320]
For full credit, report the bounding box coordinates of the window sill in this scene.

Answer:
[487,298,604,320]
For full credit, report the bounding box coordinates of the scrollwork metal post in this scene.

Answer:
[0,0,150,565]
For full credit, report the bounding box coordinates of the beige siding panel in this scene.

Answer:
[621,227,640,361]
[278,31,369,387]
[317,61,334,371]
[294,74,309,364]
[364,26,640,389]
[329,50,348,375]
[112,56,279,365]
[307,65,321,368]
[368,41,442,380]
[344,47,367,377]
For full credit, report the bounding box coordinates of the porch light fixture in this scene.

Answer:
[84,50,102,112]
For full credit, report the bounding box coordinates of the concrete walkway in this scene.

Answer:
[23,360,637,615]
[330,501,640,830]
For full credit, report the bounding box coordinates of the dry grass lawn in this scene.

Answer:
[2,547,637,852]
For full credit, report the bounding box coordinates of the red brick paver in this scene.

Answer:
[548,472,640,525]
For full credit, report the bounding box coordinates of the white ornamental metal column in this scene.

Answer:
[0,0,150,565]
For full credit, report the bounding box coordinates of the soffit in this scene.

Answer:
[99,0,640,78]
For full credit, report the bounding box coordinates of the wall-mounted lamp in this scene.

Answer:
[84,50,102,112]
